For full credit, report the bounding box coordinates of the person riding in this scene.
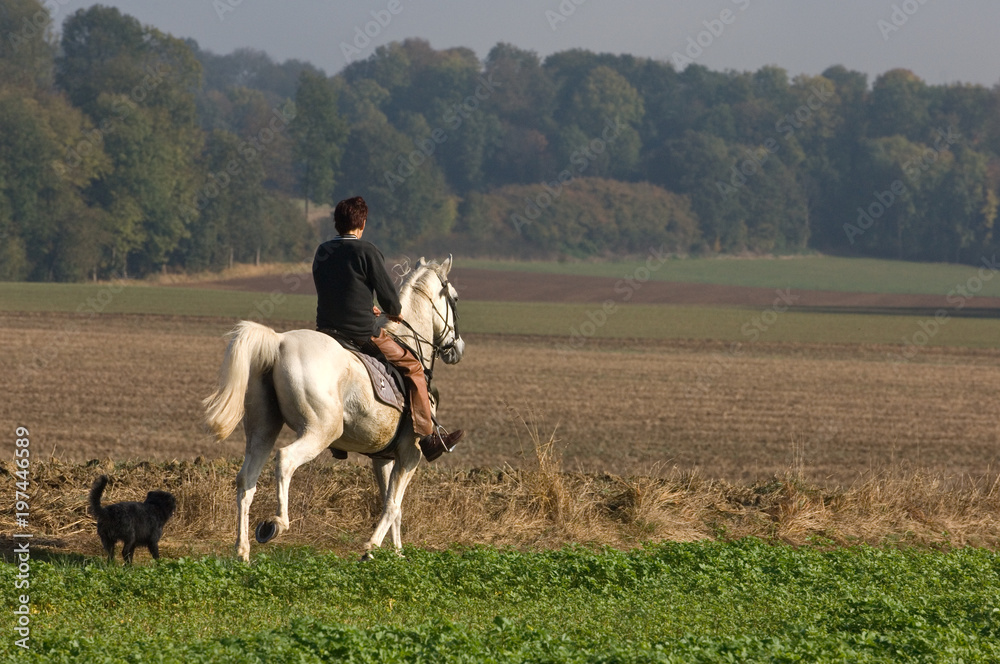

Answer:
[312,196,464,461]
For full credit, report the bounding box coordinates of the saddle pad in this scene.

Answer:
[349,349,405,412]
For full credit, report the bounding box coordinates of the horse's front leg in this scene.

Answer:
[370,457,396,546]
[364,439,421,557]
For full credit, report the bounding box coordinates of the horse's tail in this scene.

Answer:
[89,475,109,520]
[203,321,282,442]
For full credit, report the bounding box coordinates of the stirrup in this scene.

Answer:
[433,423,458,453]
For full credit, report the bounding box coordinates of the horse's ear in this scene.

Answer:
[442,254,453,275]
[415,257,426,268]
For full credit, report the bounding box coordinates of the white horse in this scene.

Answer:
[203,257,464,562]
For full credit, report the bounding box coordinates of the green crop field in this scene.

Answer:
[3,541,999,663]
[461,255,1000,297]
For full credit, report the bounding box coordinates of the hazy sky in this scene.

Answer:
[42,1,1000,86]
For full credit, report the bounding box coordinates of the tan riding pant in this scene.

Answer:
[369,329,434,436]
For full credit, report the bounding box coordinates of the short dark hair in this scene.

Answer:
[334,197,367,235]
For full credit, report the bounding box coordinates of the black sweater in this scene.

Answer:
[312,237,402,342]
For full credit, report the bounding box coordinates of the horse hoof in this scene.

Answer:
[360,550,375,562]
[255,520,277,544]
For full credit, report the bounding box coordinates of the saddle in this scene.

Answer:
[351,350,406,412]
[318,329,406,412]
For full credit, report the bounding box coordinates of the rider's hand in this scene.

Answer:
[373,306,382,316]
[386,313,403,323]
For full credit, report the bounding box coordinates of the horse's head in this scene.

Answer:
[416,255,464,365]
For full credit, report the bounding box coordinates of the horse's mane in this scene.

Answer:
[397,259,445,299]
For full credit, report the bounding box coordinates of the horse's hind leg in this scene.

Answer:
[266,425,341,539]
[235,376,283,562]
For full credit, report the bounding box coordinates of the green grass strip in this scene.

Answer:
[1,541,998,663]
[461,256,1000,297]
[0,282,317,321]
[460,301,1000,349]
[3,282,998,348]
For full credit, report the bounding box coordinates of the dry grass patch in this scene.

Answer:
[5,453,999,562]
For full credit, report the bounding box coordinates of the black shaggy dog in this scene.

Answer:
[89,475,176,564]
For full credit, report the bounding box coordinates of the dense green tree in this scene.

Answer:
[180,130,266,270]
[647,131,742,251]
[6,16,1000,276]
[0,0,56,89]
[483,124,554,187]
[56,6,200,124]
[921,146,996,263]
[868,69,930,141]
[82,93,200,275]
[191,44,322,101]
[0,84,109,280]
[428,100,503,192]
[55,6,203,276]
[291,71,347,210]
[218,86,297,192]
[553,66,644,179]
[179,128,312,270]
[337,116,456,251]
[483,43,555,130]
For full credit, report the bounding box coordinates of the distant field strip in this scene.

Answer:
[461,255,1000,297]
[2,282,998,348]
[461,301,1000,348]
[0,282,317,320]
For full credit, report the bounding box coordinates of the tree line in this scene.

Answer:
[2,1,999,281]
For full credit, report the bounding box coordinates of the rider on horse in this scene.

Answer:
[312,196,464,461]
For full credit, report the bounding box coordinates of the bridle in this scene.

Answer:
[390,272,460,378]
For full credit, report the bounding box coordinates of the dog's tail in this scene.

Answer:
[89,475,109,520]
[203,321,281,442]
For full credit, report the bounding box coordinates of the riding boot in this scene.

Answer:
[418,429,465,462]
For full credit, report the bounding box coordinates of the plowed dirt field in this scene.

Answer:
[5,309,999,486]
